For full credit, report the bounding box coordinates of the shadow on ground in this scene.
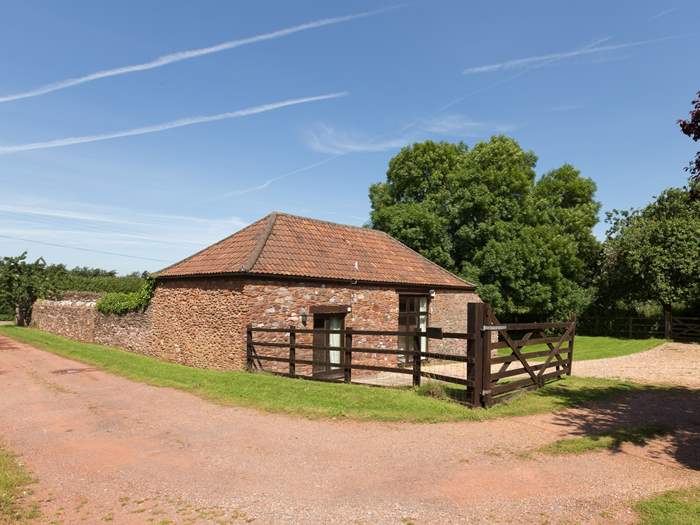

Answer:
[547,385,700,470]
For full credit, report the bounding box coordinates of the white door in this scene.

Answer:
[328,316,342,369]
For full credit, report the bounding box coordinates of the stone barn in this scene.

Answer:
[33,212,480,372]
[151,212,479,371]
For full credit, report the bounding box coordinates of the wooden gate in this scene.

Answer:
[467,303,576,407]
[671,316,700,342]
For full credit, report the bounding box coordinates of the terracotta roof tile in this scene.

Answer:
[156,213,473,289]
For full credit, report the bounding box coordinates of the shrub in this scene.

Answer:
[415,381,449,400]
[96,277,155,315]
[58,274,144,293]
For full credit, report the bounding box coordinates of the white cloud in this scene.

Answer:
[223,114,516,200]
[0,92,347,155]
[0,6,399,104]
[304,115,515,156]
[0,199,250,268]
[305,124,408,154]
[463,35,681,75]
[650,8,677,20]
[421,114,515,135]
[0,203,144,225]
[204,157,340,202]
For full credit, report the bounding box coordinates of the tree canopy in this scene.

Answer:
[370,137,600,320]
[0,252,54,326]
[45,264,145,294]
[0,257,147,323]
[597,187,700,312]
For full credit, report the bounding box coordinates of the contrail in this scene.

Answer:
[202,157,339,202]
[0,6,400,104]
[463,34,684,74]
[0,92,347,154]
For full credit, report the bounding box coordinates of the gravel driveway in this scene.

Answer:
[1,334,699,524]
[574,342,700,387]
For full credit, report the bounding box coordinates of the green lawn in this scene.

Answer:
[0,326,649,423]
[0,446,38,523]
[498,335,664,362]
[635,486,700,525]
[533,424,672,456]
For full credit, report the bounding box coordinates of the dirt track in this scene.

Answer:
[574,342,700,387]
[1,334,699,524]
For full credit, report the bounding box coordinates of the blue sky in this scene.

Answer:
[1,0,698,274]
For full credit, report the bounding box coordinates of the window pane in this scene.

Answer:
[328,317,341,347]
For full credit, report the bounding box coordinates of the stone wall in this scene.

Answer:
[94,308,152,354]
[149,277,247,370]
[430,289,481,354]
[31,298,98,342]
[31,297,151,353]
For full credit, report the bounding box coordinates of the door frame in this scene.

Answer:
[398,293,430,364]
[312,312,346,378]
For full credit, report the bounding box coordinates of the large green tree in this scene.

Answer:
[0,252,54,326]
[598,187,700,314]
[370,137,600,320]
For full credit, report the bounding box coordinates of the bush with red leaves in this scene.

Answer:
[679,91,700,194]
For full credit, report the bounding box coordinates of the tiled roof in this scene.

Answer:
[156,212,473,289]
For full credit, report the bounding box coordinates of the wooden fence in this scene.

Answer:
[577,312,700,341]
[246,302,576,408]
[246,325,473,390]
[671,316,700,342]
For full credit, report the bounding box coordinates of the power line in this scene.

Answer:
[0,234,171,263]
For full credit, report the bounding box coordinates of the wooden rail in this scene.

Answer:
[577,312,699,341]
[246,302,576,409]
[246,324,474,393]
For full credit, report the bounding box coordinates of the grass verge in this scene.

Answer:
[534,424,672,456]
[498,335,664,362]
[634,486,700,525]
[0,326,648,423]
[0,446,38,523]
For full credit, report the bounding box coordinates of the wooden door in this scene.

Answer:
[312,314,345,377]
[399,295,428,364]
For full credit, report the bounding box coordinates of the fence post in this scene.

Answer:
[246,324,253,371]
[628,317,633,339]
[344,327,353,384]
[467,302,485,408]
[411,333,421,387]
[664,307,672,340]
[289,324,296,377]
[481,305,493,408]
